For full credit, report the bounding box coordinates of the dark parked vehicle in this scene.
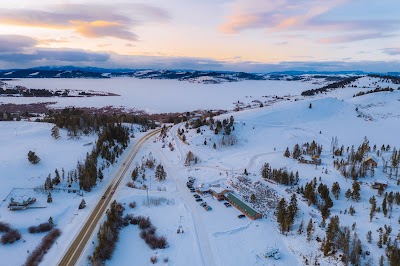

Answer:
[238,214,246,218]
[224,202,231,207]
[196,198,203,202]
[193,194,200,198]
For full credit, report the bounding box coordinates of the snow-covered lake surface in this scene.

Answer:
[3,78,318,113]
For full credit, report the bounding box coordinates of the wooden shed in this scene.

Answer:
[364,156,378,168]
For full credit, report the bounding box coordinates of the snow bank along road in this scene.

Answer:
[58,128,162,266]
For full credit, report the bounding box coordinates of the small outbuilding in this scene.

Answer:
[364,156,378,168]
[371,179,388,190]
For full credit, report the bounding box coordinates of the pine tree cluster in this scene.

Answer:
[275,194,298,233]
[261,163,299,186]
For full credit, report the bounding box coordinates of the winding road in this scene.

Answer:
[58,128,161,266]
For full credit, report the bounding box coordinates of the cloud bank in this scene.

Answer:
[0,4,169,41]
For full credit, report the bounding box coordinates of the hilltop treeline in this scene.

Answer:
[353,87,395,97]
[368,74,400,84]
[301,77,360,96]
[40,107,152,137]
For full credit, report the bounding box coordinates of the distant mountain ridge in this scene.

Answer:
[0,66,394,84]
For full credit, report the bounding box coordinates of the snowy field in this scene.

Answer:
[1,76,400,266]
[2,78,319,113]
[0,121,147,266]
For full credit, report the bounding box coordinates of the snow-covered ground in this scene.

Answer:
[0,121,147,266]
[1,76,400,266]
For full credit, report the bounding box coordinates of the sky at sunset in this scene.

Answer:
[0,0,399,72]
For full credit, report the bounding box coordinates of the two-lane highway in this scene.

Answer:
[58,128,161,266]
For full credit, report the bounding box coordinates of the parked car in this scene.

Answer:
[207,206,212,211]
[196,198,203,202]
[200,202,207,207]
[193,194,200,198]
[238,214,246,218]
[224,202,231,207]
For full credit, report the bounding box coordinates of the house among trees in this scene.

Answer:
[225,193,262,220]
[298,155,321,165]
[371,179,388,190]
[363,156,378,168]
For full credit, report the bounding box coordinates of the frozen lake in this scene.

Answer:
[2,78,318,113]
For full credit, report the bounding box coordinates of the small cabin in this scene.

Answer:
[371,180,388,190]
[298,156,321,165]
[364,156,378,168]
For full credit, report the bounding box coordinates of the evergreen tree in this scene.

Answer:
[369,196,377,222]
[51,126,60,139]
[307,218,314,242]
[366,231,372,243]
[284,147,290,158]
[379,255,384,266]
[155,164,167,181]
[98,169,104,181]
[292,144,301,159]
[383,194,388,217]
[47,192,53,203]
[351,181,361,201]
[276,198,287,233]
[297,219,304,235]
[48,216,54,226]
[44,174,53,190]
[331,182,341,200]
[79,199,86,209]
[250,194,256,203]
[131,167,139,181]
[344,188,352,200]
[52,169,61,186]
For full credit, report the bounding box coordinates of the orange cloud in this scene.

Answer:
[73,20,137,41]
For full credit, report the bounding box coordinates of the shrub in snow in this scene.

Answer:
[1,229,21,244]
[28,222,53,234]
[27,150,40,164]
[24,229,61,266]
[150,255,158,264]
[0,222,11,232]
